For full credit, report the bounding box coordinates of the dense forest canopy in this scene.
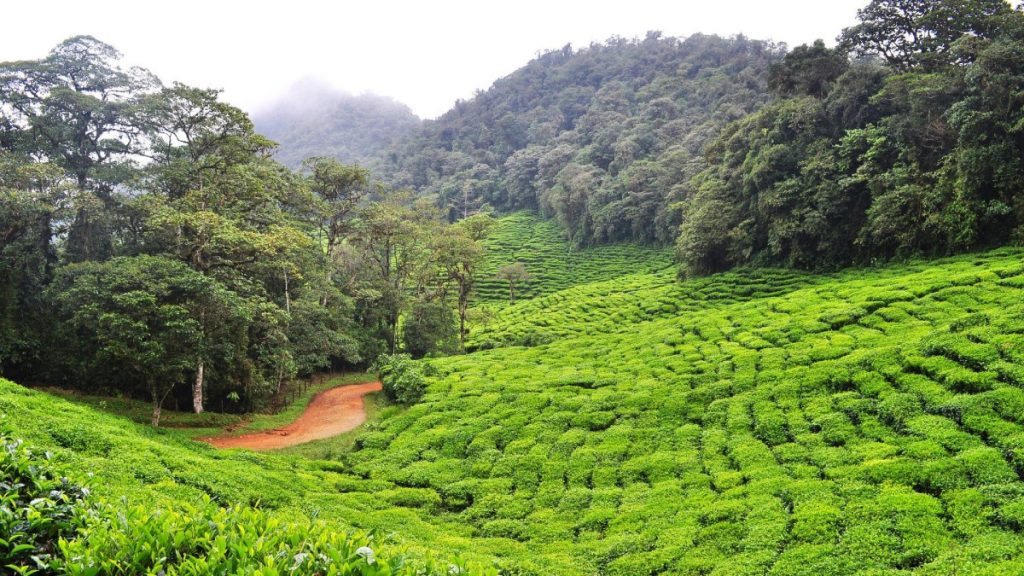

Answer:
[253,80,420,169]
[677,0,1024,275]
[371,32,783,244]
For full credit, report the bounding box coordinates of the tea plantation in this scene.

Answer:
[473,212,674,305]
[7,246,1024,574]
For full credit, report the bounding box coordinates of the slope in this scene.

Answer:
[348,247,1024,574]
[473,211,673,306]
[373,33,780,245]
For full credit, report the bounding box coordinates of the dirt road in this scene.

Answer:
[201,381,382,450]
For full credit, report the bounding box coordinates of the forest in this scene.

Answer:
[369,0,1024,274]
[4,0,1024,574]
[0,36,496,424]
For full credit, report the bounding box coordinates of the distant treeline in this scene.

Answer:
[369,0,1024,275]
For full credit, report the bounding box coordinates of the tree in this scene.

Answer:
[496,262,531,304]
[0,154,66,377]
[0,36,159,263]
[50,256,233,426]
[768,40,849,98]
[303,157,370,304]
[144,88,312,413]
[143,83,259,199]
[353,195,429,353]
[839,0,1014,71]
[402,297,457,358]
[435,216,493,348]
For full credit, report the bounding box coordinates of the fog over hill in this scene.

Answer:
[252,78,421,169]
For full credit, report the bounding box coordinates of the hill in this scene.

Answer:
[253,79,421,169]
[371,33,780,244]
[8,246,1024,573]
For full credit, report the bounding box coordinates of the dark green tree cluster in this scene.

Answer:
[372,33,782,244]
[677,0,1024,275]
[0,37,491,425]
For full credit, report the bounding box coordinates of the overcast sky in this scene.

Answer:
[2,0,868,119]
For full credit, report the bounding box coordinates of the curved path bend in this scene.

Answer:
[201,381,382,450]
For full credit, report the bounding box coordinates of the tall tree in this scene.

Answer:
[0,36,159,262]
[840,0,1014,71]
[303,157,370,305]
[496,262,531,304]
[435,214,493,347]
[144,87,310,413]
[353,194,429,353]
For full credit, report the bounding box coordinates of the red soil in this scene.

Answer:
[200,381,382,450]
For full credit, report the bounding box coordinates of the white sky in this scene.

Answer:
[2,0,868,119]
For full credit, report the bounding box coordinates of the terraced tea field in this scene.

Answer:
[7,247,1024,574]
[351,247,1024,574]
[473,212,674,305]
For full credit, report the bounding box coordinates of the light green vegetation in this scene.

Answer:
[0,429,483,575]
[473,212,673,305]
[350,246,1024,574]
[468,266,817,350]
[9,247,1024,574]
[0,379,495,574]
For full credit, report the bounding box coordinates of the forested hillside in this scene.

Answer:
[677,0,1024,274]
[372,33,781,244]
[371,0,1024,279]
[253,80,420,169]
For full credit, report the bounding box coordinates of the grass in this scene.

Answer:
[7,245,1024,573]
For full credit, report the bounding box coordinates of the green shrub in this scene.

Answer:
[375,353,428,404]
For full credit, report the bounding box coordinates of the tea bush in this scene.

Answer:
[0,433,89,574]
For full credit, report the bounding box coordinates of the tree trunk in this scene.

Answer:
[284,269,291,313]
[509,281,515,304]
[458,290,469,348]
[151,382,163,427]
[192,359,205,414]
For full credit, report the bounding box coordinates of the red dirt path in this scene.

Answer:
[200,381,382,450]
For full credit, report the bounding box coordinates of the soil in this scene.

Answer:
[199,381,382,450]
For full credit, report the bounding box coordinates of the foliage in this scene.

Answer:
[678,2,1024,275]
[0,432,89,574]
[374,354,428,405]
[1,430,487,575]
[57,497,441,576]
[6,248,1024,573]
[373,33,782,245]
[0,37,496,415]
[48,255,236,426]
